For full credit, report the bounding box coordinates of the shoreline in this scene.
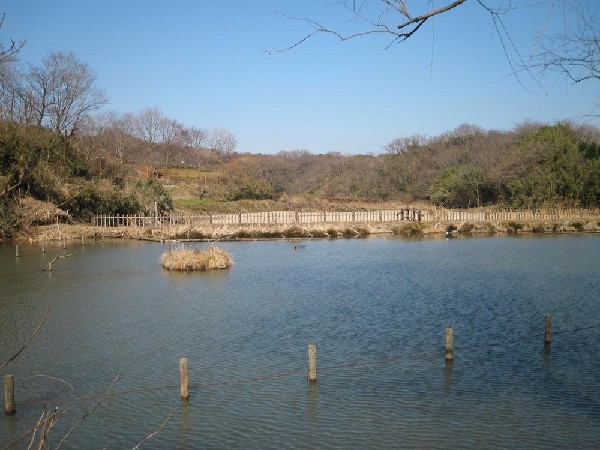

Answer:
[9,217,600,243]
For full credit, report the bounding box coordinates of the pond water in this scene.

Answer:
[1,235,599,449]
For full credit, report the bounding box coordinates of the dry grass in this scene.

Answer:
[161,246,233,271]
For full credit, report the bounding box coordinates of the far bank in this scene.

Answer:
[14,210,600,243]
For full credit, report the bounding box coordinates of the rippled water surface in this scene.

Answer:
[1,235,599,449]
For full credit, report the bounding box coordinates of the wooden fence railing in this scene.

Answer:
[92,208,599,228]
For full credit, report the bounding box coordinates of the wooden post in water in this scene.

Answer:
[4,375,15,414]
[15,245,19,257]
[179,358,189,400]
[42,242,46,253]
[82,234,85,245]
[307,344,317,383]
[445,328,454,361]
[544,315,552,345]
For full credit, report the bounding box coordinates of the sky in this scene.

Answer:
[2,0,598,154]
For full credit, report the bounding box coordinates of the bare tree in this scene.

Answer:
[0,61,32,123]
[136,106,164,144]
[209,127,238,158]
[179,125,207,150]
[81,111,139,163]
[385,134,429,154]
[529,1,599,85]
[0,13,26,63]
[159,117,186,167]
[25,51,107,134]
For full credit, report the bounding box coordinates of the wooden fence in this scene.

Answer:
[91,208,599,228]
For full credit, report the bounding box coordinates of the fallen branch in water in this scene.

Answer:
[55,374,120,449]
[0,308,50,370]
[42,253,75,271]
[131,410,175,450]
[2,407,64,449]
[24,374,75,391]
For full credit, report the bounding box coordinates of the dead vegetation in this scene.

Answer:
[160,246,233,271]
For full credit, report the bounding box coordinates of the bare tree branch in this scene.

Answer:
[0,308,50,370]
[395,0,466,31]
[55,374,121,450]
[2,408,64,449]
[267,1,468,53]
[529,3,599,85]
[131,410,175,450]
[25,374,75,392]
[0,13,27,63]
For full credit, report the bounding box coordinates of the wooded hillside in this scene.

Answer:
[1,118,599,238]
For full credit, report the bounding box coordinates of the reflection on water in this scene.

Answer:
[1,235,599,448]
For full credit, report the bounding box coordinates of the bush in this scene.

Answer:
[233,179,277,201]
[458,222,474,233]
[507,221,524,233]
[327,228,339,237]
[393,223,423,236]
[282,226,310,238]
[531,223,545,233]
[570,222,585,232]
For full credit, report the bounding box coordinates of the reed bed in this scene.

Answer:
[161,246,233,271]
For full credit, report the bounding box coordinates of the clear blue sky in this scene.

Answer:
[2,0,598,154]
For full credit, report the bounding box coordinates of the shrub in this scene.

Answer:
[342,228,358,237]
[327,228,339,237]
[531,224,544,233]
[458,222,474,233]
[507,221,524,233]
[354,227,369,236]
[282,226,310,238]
[570,222,585,232]
[393,223,423,236]
[232,179,277,201]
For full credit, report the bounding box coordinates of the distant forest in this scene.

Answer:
[74,117,600,209]
[1,116,599,238]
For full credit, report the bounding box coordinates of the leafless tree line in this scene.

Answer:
[0,15,237,167]
[77,108,237,171]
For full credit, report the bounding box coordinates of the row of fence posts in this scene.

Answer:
[3,316,555,413]
[14,236,92,270]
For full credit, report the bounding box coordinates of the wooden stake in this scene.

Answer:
[15,245,19,257]
[42,243,46,254]
[445,328,454,361]
[179,358,189,400]
[4,375,15,414]
[307,344,317,383]
[544,315,552,345]
[82,234,85,245]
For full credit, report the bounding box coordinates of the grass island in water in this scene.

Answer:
[161,246,233,271]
